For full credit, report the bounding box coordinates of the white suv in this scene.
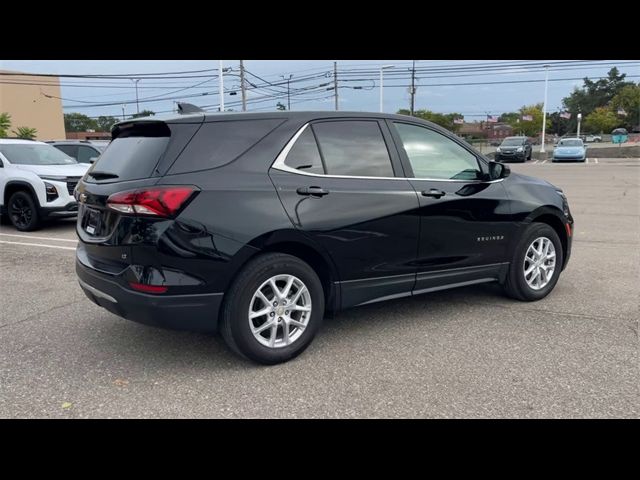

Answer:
[0,139,90,231]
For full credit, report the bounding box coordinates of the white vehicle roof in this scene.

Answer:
[0,139,47,145]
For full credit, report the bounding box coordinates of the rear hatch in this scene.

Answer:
[75,116,203,274]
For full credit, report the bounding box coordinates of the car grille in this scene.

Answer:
[66,178,81,196]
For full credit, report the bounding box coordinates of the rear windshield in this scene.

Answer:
[501,138,525,146]
[0,143,77,165]
[558,139,583,146]
[86,136,169,182]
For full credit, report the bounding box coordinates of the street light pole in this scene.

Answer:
[121,104,125,121]
[577,113,582,138]
[540,65,550,153]
[379,65,394,113]
[219,60,225,112]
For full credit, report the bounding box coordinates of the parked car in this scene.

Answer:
[0,139,90,230]
[495,136,532,162]
[584,134,602,143]
[46,140,107,164]
[75,112,573,364]
[552,138,587,162]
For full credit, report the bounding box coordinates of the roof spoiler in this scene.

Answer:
[177,102,205,114]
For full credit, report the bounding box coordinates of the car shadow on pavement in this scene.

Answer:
[90,282,509,369]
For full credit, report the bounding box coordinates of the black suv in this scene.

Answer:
[495,136,533,162]
[75,112,573,364]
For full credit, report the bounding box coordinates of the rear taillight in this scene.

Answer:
[107,186,198,217]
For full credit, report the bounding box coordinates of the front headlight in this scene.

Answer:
[496,147,501,152]
[44,182,59,202]
[517,146,524,152]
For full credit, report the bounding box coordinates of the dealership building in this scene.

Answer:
[0,70,66,140]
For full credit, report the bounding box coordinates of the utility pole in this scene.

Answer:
[121,105,125,121]
[281,74,293,110]
[333,61,339,111]
[131,78,140,114]
[239,60,247,112]
[218,60,225,112]
[410,60,416,116]
[540,64,550,153]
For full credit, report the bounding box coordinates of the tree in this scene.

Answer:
[276,102,286,111]
[12,126,38,140]
[0,112,11,137]
[131,110,155,119]
[64,113,98,132]
[505,103,546,137]
[397,109,464,133]
[96,116,119,132]
[498,112,520,124]
[584,107,620,134]
[548,111,571,136]
[562,68,633,133]
[610,83,640,131]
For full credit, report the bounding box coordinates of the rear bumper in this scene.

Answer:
[76,258,223,333]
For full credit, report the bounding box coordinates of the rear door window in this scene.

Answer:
[311,120,394,177]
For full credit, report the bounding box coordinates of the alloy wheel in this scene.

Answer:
[523,236,556,290]
[248,274,312,348]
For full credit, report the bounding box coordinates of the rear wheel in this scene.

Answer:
[8,191,40,231]
[503,223,563,301]
[220,253,324,365]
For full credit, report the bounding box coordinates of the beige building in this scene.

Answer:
[0,70,65,140]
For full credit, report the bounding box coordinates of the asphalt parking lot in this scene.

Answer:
[0,157,638,418]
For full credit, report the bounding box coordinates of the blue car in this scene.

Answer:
[552,138,587,162]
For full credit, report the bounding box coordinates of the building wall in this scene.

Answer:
[0,70,65,140]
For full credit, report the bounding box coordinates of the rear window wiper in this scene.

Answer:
[87,171,120,180]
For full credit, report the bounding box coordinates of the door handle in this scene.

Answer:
[421,188,446,199]
[296,186,330,197]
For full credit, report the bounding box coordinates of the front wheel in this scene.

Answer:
[8,191,40,231]
[220,253,324,365]
[503,223,564,301]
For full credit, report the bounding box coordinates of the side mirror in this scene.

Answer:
[89,157,98,164]
[489,161,510,180]
[0,159,3,168]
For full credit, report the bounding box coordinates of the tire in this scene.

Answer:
[503,223,564,302]
[220,253,324,365]
[527,151,532,161]
[8,191,40,231]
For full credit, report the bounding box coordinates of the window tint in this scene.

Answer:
[169,119,284,175]
[312,121,394,177]
[55,145,78,159]
[0,144,77,165]
[87,136,169,182]
[77,145,99,163]
[394,123,482,180]
[284,127,324,174]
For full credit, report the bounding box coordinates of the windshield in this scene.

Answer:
[0,144,77,165]
[501,138,525,146]
[558,139,583,147]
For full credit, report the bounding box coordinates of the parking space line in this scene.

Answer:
[533,160,540,164]
[541,160,547,164]
[0,240,76,251]
[0,233,77,243]
[595,158,599,164]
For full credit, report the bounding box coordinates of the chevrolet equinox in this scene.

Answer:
[75,111,573,364]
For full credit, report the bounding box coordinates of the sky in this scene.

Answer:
[1,60,638,121]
